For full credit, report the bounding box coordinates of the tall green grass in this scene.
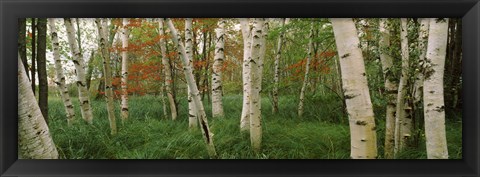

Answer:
[47,94,462,159]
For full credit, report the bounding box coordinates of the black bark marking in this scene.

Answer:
[371,126,376,130]
[344,94,357,99]
[356,120,367,126]
[72,60,80,65]
[200,119,210,143]
[122,108,129,112]
[434,106,445,112]
[341,53,350,59]
[76,81,85,87]
[189,114,196,118]
[67,105,74,109]
[82,100,89,105]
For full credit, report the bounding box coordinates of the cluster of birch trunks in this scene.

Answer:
[18,18,454,159]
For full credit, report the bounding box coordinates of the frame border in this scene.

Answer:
[1,0,479,176]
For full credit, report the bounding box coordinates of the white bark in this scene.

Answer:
[423,18,449,159]
[212,19,225,118]
[96,18,117,135]
[18,57,59,159]
[166,18,217,158]
[378,18,398,159]
[121,18,129,122]
[185,18,197,127]
[64,18,94,124]
[331,18,377,159]
[272,18,286,114]
[158,18,178,121]
[249,18,266,152]
[413,18,430,104]
[49,18,75,126]
[298,23,314,117]
[394,18,412,156]
[240,18,252,132]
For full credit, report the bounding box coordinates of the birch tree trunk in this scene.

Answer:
[249,18,266,152]
[185,18,197,127]
[413,18,430,104]
[121,18,129,122]
[298,23,314,117]
[240,18,252,132]
[18,57,59,159]
[272,18,286,114]
[158,18,177,121]
[212,19,225,118]
[96,18,117,135]
[423,18,449,159]
[49,18,75,126]
[394,18,412,156]
[331,18,377,159]
[31,18,36,95]
[378,18,398,159]
[64,18,94,124]
[166,18,217,158]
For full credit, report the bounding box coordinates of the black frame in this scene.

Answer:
[1,0,479,176]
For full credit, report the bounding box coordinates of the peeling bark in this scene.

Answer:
[212,19,225,118]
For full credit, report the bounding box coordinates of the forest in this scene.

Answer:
[18,18,462,159]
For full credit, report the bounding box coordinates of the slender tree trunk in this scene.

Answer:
[18,57,59,159]
[249,18,267,152]
[413,18,430,104]
[379,18,398,159]
[423,18,449,159]
[36,18,48,121]
[212,19,225,118]
[298,23,314,117]
[166,18,217,158]
[185,18,197,127]
[451,20,462,109]
[331,18,377,159]
[49,18,75,126]
[158,18,178,121]
[240,18,252,132]
[18,18,29,78]
[121,18,129,122]
[31,18,36,95]
[96,18,117,135]
[394,18,412,157]
[64,18,94,124]
[272,18,286,114]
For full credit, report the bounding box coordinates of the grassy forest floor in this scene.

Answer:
[47,94,462,159]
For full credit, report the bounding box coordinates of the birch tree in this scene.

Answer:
[64,18,94,124]
[272,18,286,114]
[212,19,225,118]
[120,18,129,122]
[185,18,197,127]
[331,18,377,159]
[413,18,430,104]
[18,56,59,159]
[423,18,449,159]
[394,18,412,156]
[166,18,217,158]
[158,18,177,121]
[240,18,253,132]
[96,18,117,135]
[49,18,75,126]
[378,18,398,159]
[249,18,266,152]
[298,23,314,117]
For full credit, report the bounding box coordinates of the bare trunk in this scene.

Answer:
[121,18,129,122]
[413,18,430,104]
[49,18,75,126]
[378,18,398,159]
[18,57,59,159]
[158,18,178,121]
[298,23,314,117]
[331,18,377,159]
[185,18,197,128]
[212,19,225,118]
[37,18,48,122]
[18,18,29,79]
[272,18,286,114]
[64,18,94,124]
[166,18,217,158]
[240,18,252,132]
[423,18,449,159]
[96,18,117,135]
[394,18,412,157]
[31,18,36,95]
